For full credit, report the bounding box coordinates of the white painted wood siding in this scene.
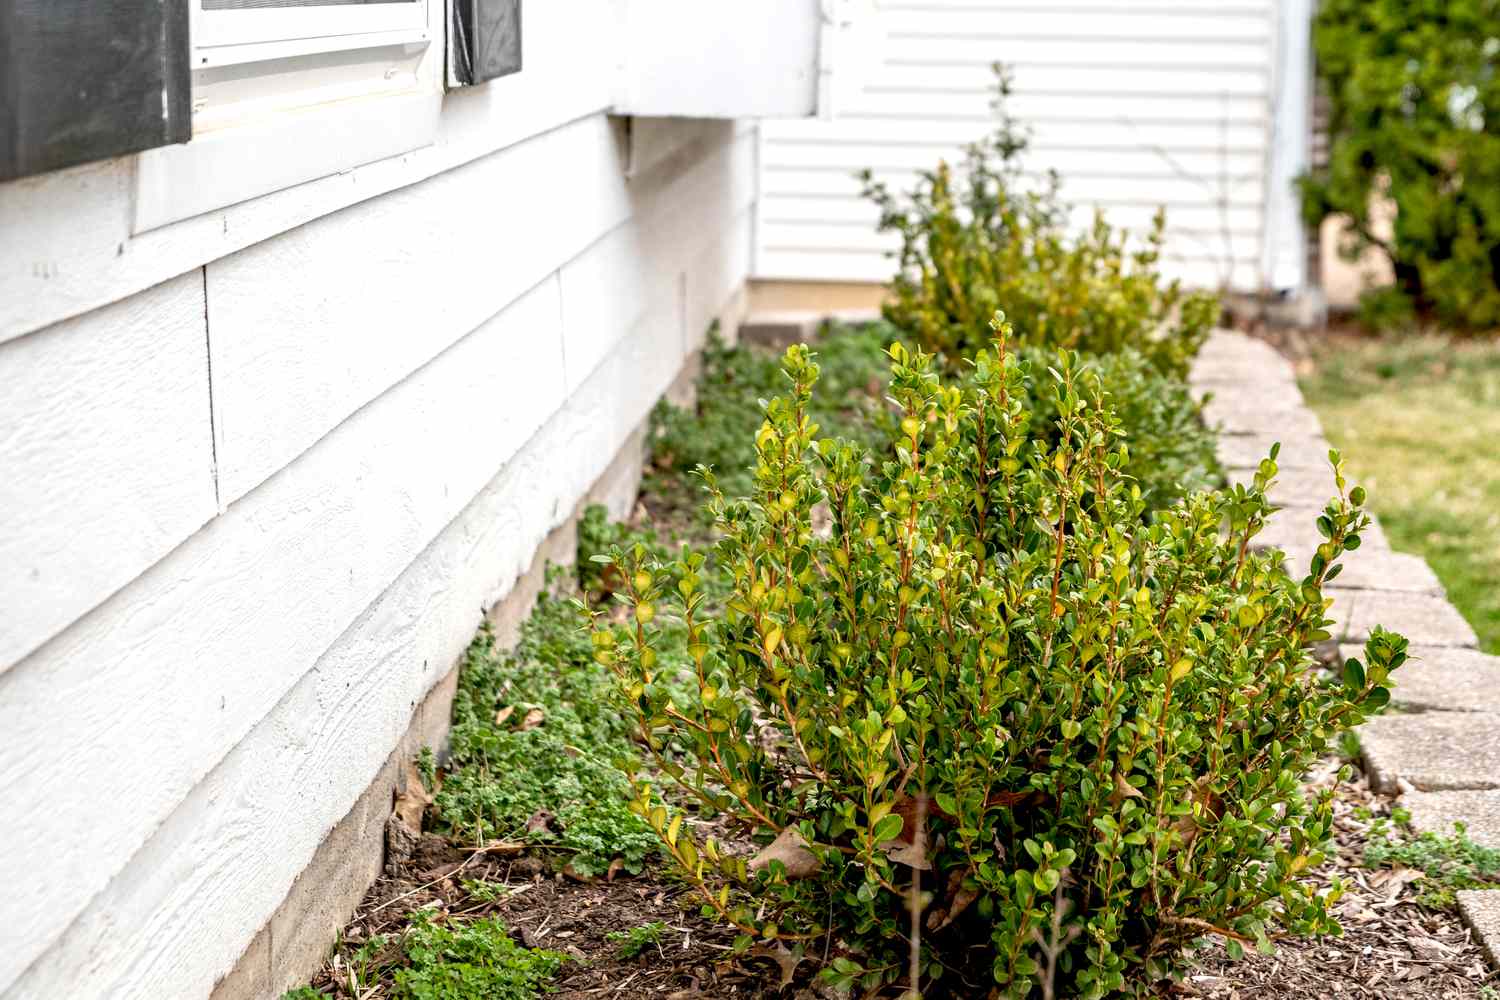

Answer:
[756,0,1310,293]
[0,14,758,991]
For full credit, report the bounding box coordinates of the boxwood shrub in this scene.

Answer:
[861,67,1218,377]
[590,328,1404,997]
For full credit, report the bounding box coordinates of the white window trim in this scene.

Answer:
[131,0,442,234]
[193,1,432,68]
[133,91,441,233]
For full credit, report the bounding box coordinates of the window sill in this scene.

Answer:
[132,88,442,234]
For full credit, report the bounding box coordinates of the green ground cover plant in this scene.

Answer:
[591,331,1405,997]
[1363,809,1500,909]
[861,67,1217,376]
[281,914,564,1000]
[606,920,669,959]
[1299,334,1500,651]
[1301,0,1500,332]
[392,912,565,1000]
[431,593,661,877]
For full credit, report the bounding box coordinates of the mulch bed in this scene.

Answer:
[302,757,1497,999]
[304,830,800,999]
[1186,760,1494,999]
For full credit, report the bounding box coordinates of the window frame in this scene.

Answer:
[131,0,443,233]
[192,0,433,68]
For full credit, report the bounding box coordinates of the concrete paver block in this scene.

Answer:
[1204,399,1324,439]
[1360,712,1500,793]
[1457,890,1500,968]
[210,925,273,1000]
[1404,789,1500,850]
[1302,550,1445,597]
[1340,644,1500,714]
[1339,590,1479,648]
[1225,464,1346,510]
[1217,433,1331,471]
[1253,506,1388,557]
[1190,335,1299,386]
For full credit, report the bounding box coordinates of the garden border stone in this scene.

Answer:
[1190,330,1500,966]
[1405,789,1500,852]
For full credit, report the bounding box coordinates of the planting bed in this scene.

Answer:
[286,326,1499,999]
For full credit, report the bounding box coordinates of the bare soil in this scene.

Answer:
[1185,761,1494,999]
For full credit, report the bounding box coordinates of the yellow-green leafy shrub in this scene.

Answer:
[589,330,1404,997]
[862,68,1218,377]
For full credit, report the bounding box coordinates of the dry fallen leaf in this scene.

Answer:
[1109,772,1145,809]
[494,705,515,726]
[927,867,979,931]
[393,758,433,831]
[520,707,545,731]
[749,942,805,987]
[749,827,821,880]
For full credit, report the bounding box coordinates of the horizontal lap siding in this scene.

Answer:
[0,0,616,345]
[208,115,633,505]
[0,274,217,668]
[0,0,622,669]
[756,0,1276,291]
[0,119,757,999]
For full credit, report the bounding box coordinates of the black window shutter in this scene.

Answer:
[453,0,521,86]
[1,0,191,183]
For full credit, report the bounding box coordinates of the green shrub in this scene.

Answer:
[393,912,564,1000]
[652,325,1216,522]
[1302,0,1500,331]
[862,67,1217,376]
[589,333,1405,997]
[649,325,893,506]
[1013,346,1219,512]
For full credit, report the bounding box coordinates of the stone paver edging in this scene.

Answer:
[1191,331,1500,964]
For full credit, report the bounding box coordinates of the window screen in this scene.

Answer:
[203,0,415,9]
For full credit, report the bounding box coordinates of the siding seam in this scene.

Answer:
[202,265,222,513]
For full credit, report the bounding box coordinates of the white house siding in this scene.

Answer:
[0,8,756,995]
[755,0,1312,294]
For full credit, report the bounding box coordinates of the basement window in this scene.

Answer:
[192,0,433,69]
[132,0,441,232]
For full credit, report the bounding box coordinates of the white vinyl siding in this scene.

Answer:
[757,0,1307,293]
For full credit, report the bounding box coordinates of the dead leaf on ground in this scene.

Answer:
[749,827,821,880]
[494,705,515,726]
[927,867,979,932]
[393,758,433,831]
[1109,772,1145,809]
[520,707,545,731]
[749,942,806,987]
[1367,865,1425,903]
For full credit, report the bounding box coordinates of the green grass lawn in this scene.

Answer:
[1299,334,1500,653]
